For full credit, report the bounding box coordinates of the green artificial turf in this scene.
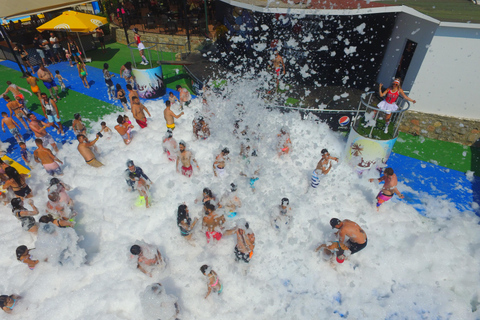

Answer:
[393,132,480,175]
[379,0,480,23]
[86,43,193,92]
[0,65,120,129]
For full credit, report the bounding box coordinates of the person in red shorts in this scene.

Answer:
[131,96,151,128]
[202,201,225,243]
[176,141,200,178]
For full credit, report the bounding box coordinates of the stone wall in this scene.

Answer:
[110,25,204,58]
[399,110,480,147]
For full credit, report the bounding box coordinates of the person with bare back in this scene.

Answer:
[115,115,133,144]
[3,95,29,131]
[28,113,58,152]
[131,96,151,129]
[329,218,367,255]
[164,101,183,131]
[176,141,199,178]
[33,138,63,176]
[202,201,226,243]
[369,167,404,210]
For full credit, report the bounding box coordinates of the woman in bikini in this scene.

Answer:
[26,72,42,101]
[177,204,198,242]
[77,60,89,88]
[116,83,129,111]
[4,167,33,199]
[200,265,223,298]
[39,214,75,227]
[0,294,21,314]
[16,245,39,270]
[10,197,39,234]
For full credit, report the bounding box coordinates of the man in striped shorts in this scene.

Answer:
[311,149,338,188]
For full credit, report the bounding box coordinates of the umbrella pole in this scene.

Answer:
[0,24,26,77]
[76,32,90,63]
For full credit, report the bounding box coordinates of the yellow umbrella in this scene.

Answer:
[36,11,107,61]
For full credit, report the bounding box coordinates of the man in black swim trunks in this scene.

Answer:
[330,218,367,255]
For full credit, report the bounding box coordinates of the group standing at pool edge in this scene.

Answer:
[0,36,413,317]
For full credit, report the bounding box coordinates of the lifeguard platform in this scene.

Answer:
[344,91,411,175]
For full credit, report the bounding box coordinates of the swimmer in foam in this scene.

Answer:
[315,241,350,264]
[271,197,292,229]
[218,183,242,218]
[213,147,230,177]
[330,218,367,255]
[369,167,404,211]
[130,242,165,277]
[202,201,226,243]
[177,204,198,243]
[225,219,255,265]
[176,141,200,178]
[162,130,178,162]
[311,149,338,189]
[200,265,223,298]
[0,294,21,314]
[277,127,292,156]
[164,100,184,131]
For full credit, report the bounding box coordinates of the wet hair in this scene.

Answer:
[104,63,109,69]
[132,96,139,102]
[165,129,173,138]
[5,166,22,186]
[165,100,170,107]
[117,115,124,124]
[204,201,215,212]
[321,149,329,155]
[101,121,106,126]
[27,113,35,119]
[133,27,139,33]
[125,62,132,70]
[19,142,25,146]
[130,245,141,255]
[126,160,134,167]
[384,168,394,176]
[1,112,6,116]
[0,295,9,308]
[203,188,213,198]
[77,134,87,140]
[177,204,190,225]
[6,81,12,85]
[281,198,289,206]
[222,147,230,154]
[244,221,250,230]
[179,140,186,147]
[55,70,60,74]
[176,85,182,90]
[3,95,10,101]
[126,84,133,90]
[200,264,209,274]
[16,245,28,260]
[74,113,81,120]
[230,183,237,192]
[330,218,342,229]
[49,178,60,187]
[39,214,55,224]
[25,72,32,77]
[116,83,122,90]
[10,197,22,210]
[128,172,137,180]
[48,192,59,202]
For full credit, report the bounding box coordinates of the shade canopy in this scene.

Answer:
[0,0,95,20]
[36,10,107,33]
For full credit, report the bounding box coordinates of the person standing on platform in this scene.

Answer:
[133,28,149,65]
